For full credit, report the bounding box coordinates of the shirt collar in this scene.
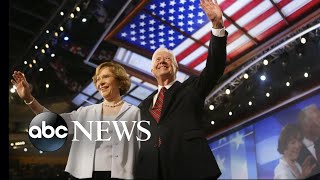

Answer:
[157,80,176,93]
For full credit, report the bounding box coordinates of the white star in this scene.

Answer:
[188,13,194,19]
[171,22,175,26]
[149,19,155,25]
[140,35,145,40]
[169,36,174,41]
[178,21,184,27]
[169,8,175,14]
[180,0,186,4]
[159,25,165,30]
[198,12,205,17]
[170,1,176,6]
[141,41,146,46]
[160,2,166,8]
[190,0,195,2]
[169,42,175,47]
[178,35,184,39]
[150,40,155,44]
[179,7,185,12]
[231,132,244,150]
[149,33,155,38]
[140,29,146,33]
[140,22,145,27]
[130,24,136,29]
[159,38,165,43]
[178,14,185,20]
[159,32,165,36]
[130,31,136,35]
[161,17,166,21]
[121,32,127,37]
[131,37,137,41]
[160,44,165,48]
[149,27,155,32]
[197,19,204,24]
[159,10,165,16]
[188,27,194,32]
[189,5,195,11]
[150,4,156,10]
[151,45,156,50]
[188,21,194,25]
[168,30,174,35]
[216,155,225,172]
[140,14,146,19]
[169,16,175,21]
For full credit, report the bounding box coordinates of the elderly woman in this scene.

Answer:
[11,62,140,180]
[274,124,316,179]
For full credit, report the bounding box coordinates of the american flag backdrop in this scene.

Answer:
[109,0,319,73]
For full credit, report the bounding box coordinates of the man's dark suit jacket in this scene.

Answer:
[135,33,227,179]
[297,139,320,179]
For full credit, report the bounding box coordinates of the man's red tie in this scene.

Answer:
[150,87,166,123]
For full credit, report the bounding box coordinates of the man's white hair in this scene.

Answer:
[151,47,178,70]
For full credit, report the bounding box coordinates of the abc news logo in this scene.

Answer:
[28,112,151,152]
[28,112,68,152]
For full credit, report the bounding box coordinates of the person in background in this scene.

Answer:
[134,0,226,179]
[11,62,140,180]
[274,124,316,179]
[297,104,320,178]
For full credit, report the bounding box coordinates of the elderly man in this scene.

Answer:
[134,0,227,179]
[297,104,320,178]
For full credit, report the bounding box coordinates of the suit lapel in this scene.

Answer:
[140,91,157,122]
[159,81,182,122]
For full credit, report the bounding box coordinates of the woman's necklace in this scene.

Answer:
[103,100,124,108]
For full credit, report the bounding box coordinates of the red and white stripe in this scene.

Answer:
[171,0,318,72]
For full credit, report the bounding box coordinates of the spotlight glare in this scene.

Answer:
[45,44,49,48]
[54,32,59,37]
[60,11,64,16]
[211,121,215,125]
[10,88,15,93]
[39,68,43,72]
[51,53,55,57]
[82,18,87,23]
[225,89,231,95]
[41,49,45,54]
[243,73,249,79]
[70,13,75,18]
[59,26,64,32]
[76,7,80,12]
[286,82,290,87]
[248,101,252,106]
[34,45,38,49]
[40,150,43,154]
[64,36,69,41]
[33,59,37,64]
[304,72,309,78]
[229,111,232,116]
[10,143,14,146]
[24,61,27,65]
[46,30,49,34]
[24,148,28,152]
[301,37,306,44]
[209,105,214,110]
[266,92,270,97]
[260,75,266,81]
[263,59,268,66]
[29,64,33,68]
[46,84,50,88]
